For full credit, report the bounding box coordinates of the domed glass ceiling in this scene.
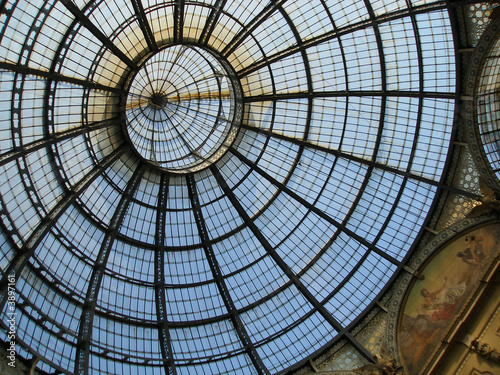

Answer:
[0,0,458,374]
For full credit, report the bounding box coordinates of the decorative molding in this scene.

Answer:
[462,17,500,194]
[470,339,500,363]
[292,339,349,375]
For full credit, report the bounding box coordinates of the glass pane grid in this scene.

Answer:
[0,1,460,374]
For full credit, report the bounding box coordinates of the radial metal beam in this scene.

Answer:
[155,174,178,375]
[0,0,16,39]
[0,145,128,312]
[239,124,478,199]
[228,148,401,267]
[220,0,288,58]
[198,0,227,45]
[131,0,157,52]
[236,1,450,78]
[242,90,456,102]
[75,163,145,375]
[0,117,119,167]
[210,165,375,362]
[173,0,185,43]
[210,165,345,331]
[0,61,122,93]
[59,0,137,70]
[186,174,270,375]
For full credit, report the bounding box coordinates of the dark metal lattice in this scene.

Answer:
[0,1,472,374]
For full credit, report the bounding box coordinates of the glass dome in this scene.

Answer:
[0,0,458,374]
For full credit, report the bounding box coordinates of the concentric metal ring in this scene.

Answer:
[125,45,242,173]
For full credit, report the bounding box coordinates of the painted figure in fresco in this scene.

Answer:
[419,277,467,321]
[420,277,447,309]
[400,223,500,375]
[457,235,486,267]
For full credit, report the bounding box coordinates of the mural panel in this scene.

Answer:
[399,222,500,374]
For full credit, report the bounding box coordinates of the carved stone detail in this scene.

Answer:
[471,339,500,363]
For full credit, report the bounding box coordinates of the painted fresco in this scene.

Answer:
[399,222,500,374]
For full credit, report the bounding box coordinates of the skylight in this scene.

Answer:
[0,1,458,374]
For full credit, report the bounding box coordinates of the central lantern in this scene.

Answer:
[124,44,242,173]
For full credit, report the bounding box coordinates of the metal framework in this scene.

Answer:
[59,0,137,70]
[0,1,479,374]
[210,164,374,361]
[0,146,127,311]
[174,0,185,43]
[155,174,178,375]
[131,0,158,52]
[0,118,119,167]
[186,174,270,375]
[198,0,227,46]
[220,0,288,58]
[75,163,145,375]
[0,61,122,93]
